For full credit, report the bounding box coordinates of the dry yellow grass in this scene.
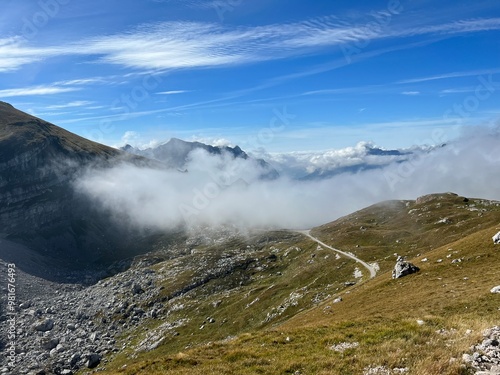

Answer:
[84,193,500,375]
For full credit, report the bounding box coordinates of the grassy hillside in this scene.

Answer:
[84,193,500,375]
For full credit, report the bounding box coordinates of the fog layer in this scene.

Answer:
[75,129,500,231]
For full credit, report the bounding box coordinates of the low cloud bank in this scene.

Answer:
[74,127,500,231]
[255,141,428,179]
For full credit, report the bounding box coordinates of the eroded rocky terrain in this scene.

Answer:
[1,228,337,374]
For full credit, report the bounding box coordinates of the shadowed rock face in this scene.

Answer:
[0,102,161,271]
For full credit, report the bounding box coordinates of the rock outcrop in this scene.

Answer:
[490,286,500,294]
[392,256,420,279]
[463,326,500,373]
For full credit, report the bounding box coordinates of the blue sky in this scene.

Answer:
[1,0,499,152]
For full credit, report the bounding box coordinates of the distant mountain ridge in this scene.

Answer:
[121,138,279,179]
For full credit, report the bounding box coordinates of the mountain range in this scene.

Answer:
[121,139,279,180]
[121,138,433,182]
[1,101,499,375]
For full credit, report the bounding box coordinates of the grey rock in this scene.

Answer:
[133,283,144,295]
[28,309,40,316]
[86,353,101,369]
[148,338,164,351]
[19,301,31,309]
[483,338,499,347]
[493,231,500,244]
[464,326,500,372]
[0,242,172,374]
[491,286,500,294]
[392,256,420,279]
[69,353,81,367]
[34,319,54,332]
[45,307,55,314]
[40,337,59,350]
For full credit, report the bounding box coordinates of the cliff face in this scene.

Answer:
[0,102,152,266]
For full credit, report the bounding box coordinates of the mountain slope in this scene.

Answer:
[0,101,120,159]
[69,193,500,375]
[0,102,162,273]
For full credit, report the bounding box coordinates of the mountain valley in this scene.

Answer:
[1,104,500,375]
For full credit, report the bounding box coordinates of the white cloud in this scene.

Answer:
[397,68,500,84]
[0,37,43,72]
[80,17,500,71]
[121,131,140,145]
[0,85,80,97]
[260,141,420,178]
[182,0,238,10]
[34,111,72,117]
[113,130,163,150]
[55,77,109,86]
[74,127,500,232]
[46,101,94,110]
[156,90,191,95]
[189,136,233,147]
[302,85,384,96]
[140,139,163,149]
[0,36,63,72]
[397,18,500,38]
[3,16,500,73]
[401,91,420,95]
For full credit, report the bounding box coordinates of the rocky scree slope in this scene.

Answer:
[0,229,360,374]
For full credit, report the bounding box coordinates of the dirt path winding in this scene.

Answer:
[297,230,377,279]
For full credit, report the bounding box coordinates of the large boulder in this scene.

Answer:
[40,337,59,350]
[491,286,500,294]
[33,318,54,332]
[493,231,500,244]
[392,256,420,279]
[86,353,101,369]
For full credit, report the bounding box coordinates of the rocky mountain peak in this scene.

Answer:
[121,137,279,179]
